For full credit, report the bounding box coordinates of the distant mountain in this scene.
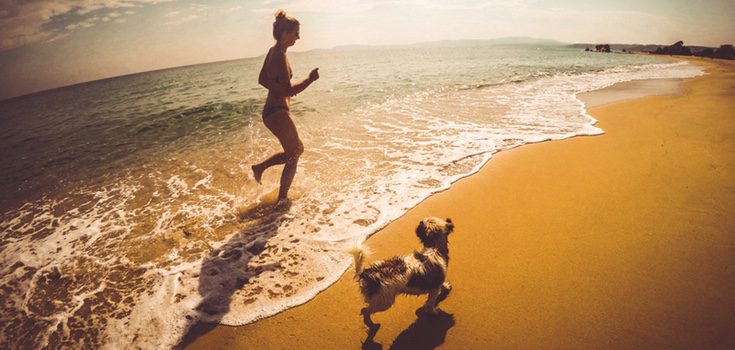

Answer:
[487,37,568,46]
[410,37,567,47]
[318,38,567,52]
[325,44,375,51]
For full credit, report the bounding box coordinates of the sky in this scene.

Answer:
[0,0,733,100]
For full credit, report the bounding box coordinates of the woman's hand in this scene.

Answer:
[309,68,320,82]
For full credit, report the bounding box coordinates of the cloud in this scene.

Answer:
[252,0,381,15]
[252,0,529,15]
[515,5,672,34]
[419,0,528,11]
[190,4,210,12]
[0,0,176,52]
[164,14,199,25]
[162,3,211,25]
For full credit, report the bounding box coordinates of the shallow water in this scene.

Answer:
[0,43,703,349]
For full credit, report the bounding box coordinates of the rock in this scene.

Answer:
[689,44,734,60]
[653,41,692,56]
[694,47,715,57]
[595,44,611,53]
[713,44,735,60]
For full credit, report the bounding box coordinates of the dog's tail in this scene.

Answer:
[346,244,371,276]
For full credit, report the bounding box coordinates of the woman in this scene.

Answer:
[252,10,319,203]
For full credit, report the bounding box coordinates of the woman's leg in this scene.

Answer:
[252,153,288,183]
[255,110,303,200]
[252,111,296,182]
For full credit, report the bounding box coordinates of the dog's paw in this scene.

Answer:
[416,306,440,316]
[437,282,452,304]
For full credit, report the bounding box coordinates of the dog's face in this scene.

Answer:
[415,217,454,247]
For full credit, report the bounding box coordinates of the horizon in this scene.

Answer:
[0,37,723,101]
[1,0,733,101]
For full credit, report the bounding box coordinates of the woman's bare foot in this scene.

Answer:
[252,164,263,184]
[274,197,292,211]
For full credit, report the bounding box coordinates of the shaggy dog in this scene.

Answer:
[352,217,454,326]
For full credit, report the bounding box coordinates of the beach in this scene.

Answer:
[182,57,735,349]
[3,44,712,349]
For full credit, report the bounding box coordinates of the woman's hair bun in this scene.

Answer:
[272,9,299,40]
[275,9,287,21]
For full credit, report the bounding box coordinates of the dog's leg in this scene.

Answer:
[361,307,377,327]
[420,287,442,315]
[360,306,381,349]
[436,281,452,305]
[362,293,395,327]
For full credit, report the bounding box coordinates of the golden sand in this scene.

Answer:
[182,57,735,349]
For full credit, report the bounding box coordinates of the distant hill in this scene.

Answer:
[320,38,567,52]
[410,37,567,47]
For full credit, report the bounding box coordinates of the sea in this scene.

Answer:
[0,42,703,349]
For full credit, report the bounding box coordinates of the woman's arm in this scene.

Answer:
[260,50,317,96]
[258,53,270,88]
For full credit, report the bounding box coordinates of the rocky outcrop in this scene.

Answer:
[653,41,734,60]
[711,45,734,60]
[570,43,661,53]
[572,41,733,60]
[595,44,611,53]
[654,41,692,56]
[693,48,715,57]
[582,44,611,53]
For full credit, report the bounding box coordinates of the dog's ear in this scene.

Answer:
[416,220,428,243]
[445,218,454,234]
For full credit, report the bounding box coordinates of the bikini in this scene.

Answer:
[263,105,289,118]
[262,61,293,119]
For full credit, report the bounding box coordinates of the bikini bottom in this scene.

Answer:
[263,105,289,118]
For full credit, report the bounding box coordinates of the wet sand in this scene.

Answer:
[182,57,735,349]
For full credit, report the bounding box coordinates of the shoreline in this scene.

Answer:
[182,57,735,349]
[578,77,687,109]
